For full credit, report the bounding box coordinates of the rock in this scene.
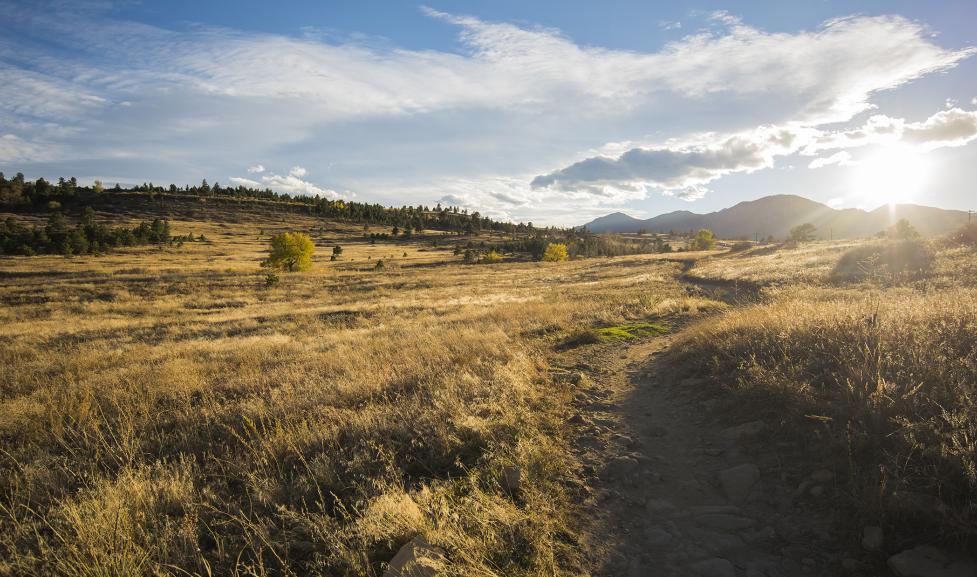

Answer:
[719,463,760,504]
[502,466,521,492]
[888,545,977,577]
[808,485,824,497]
[719,420,766,441]
[695,514,756,531]
[647,425,669,437]
[688,528,746,555]
[841,558,861,572]
[691,557,736,577]
[645,498,677,515]
[384,536,445,577]
[645,525,673,546]
[861,526,884,551]
[608,455,640,479]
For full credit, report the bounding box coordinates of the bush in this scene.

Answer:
[888,218,920,240]
[690,229,716,251]
[542,243,568,262]
[951,223,977,247]
[789,223,817,243]
[831,239,934,283]
[481,249,503,264]
[263,232,314,272]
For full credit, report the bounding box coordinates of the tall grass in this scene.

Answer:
[674,287,977,545]
[0,221,714,576]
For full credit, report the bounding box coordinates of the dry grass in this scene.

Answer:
[0,213,717,576]
[674,238,977,547]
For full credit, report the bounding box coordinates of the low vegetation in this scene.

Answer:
[675,233,977,547]
[0,208,716,577]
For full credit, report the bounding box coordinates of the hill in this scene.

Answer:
[582,194,970,239]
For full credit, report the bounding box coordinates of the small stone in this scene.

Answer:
[719,420,766,441]
[719,463,760,504]
[502,466,521,492]
[384,536,445,577]
[691,557,736,577]
[841,558,860,572]
[688,528,746,555]
[608,455,640,479]
[645,525,672,546]
[808,485,824,497]
[887,545,977,577]
[861,526,884,551]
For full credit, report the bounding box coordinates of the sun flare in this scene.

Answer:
[851,144,931,207]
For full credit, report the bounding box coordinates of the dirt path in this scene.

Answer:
[568,335,857,577]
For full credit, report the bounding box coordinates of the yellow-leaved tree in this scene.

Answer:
[264,232,314,272]
[542,243,568,262]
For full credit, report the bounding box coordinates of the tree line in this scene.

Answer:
[0,207,182,256]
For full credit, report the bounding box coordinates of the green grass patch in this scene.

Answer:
[595,322,668,342]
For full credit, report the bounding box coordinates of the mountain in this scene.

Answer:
[581,195,970,239]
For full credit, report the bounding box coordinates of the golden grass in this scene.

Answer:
[0,215,716,576]
[674,255,977,546]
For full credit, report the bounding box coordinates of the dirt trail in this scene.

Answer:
[569,336,858,577]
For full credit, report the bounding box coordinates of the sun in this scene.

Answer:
[851,144,931,207]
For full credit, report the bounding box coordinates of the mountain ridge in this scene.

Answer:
[581,194,970,239]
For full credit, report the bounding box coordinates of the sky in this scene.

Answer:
[1,1,976,226]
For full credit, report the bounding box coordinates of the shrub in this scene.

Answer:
[888,218,920,240]
[542,243,568,262]
[690,229,716,251]
[374,259,385,270]
[481,249,503,264]
[789,223,817,243]
[831,239,934,283]
[264,272,280,287]
[263,232,314,272]
[951,223,977,247]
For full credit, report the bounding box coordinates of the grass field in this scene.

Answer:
[3,205,976,575]
[675,237,977,548]
[0,211,720,577]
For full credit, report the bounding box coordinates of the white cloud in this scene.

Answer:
[532,126,806,195]
[230,167,340,199]
[0,5,974,222]
[533,107,977,197]
[659,21,682,31]
[247,164,265,173]
[808,150,854,169]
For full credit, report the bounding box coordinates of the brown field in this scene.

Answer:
[2,208,976,576]
[0,212,720,577]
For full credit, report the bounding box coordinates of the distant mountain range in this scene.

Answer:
[581,195,971,239]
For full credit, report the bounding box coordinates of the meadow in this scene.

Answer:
[0,209,718,577]
[2,201,976,576]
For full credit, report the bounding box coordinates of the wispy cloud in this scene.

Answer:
[0,4,973,221]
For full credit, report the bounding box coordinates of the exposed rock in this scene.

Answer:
[607,455,640,479]
[384,536,445,577]
[502,466,521,492]
[719,463,760,504]
[719,420,766,441]
[861,526,884,551]
[808,484,824,497]
[888,545,977,577]
[691,557,736,577]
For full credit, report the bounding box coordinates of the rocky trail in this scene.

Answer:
[564,329,972,577]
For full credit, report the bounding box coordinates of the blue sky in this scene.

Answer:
[2,1,976,225]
